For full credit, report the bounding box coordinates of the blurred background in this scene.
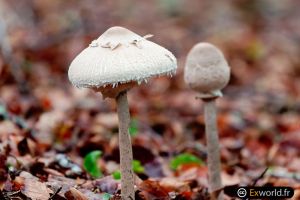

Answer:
[0,0,300,193]
[1,0,300,94]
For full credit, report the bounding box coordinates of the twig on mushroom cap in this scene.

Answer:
[68,26,177,200]
[184,42,230,200]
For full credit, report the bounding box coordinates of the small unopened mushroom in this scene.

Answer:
[184,43,230,200]
[68,26,177,200]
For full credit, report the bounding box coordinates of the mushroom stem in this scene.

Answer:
[203,99,223,200]
[116,91,135,200]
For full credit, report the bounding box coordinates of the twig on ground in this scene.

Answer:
[252,167,268,186]
[49,187,62,200]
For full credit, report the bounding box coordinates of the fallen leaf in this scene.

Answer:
[19,171,51,200]
[65,187,88,200]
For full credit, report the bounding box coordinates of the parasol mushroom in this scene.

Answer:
[184,42,230,200]
[68,26,177,200]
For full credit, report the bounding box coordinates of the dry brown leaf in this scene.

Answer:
[94,113,118,129]
[19,171,51,200]
[160,177,190,193]
[65,187,88,200]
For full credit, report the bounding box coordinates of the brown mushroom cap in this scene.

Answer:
[184,42,230,98]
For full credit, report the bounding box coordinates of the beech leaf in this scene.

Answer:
[170,153,203,170]
[112,160,144,180]
[83,150,102,178]
[129,119,139,136]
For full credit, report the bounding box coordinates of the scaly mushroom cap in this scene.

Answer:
[184,43,230,98]
[68,26,177,98]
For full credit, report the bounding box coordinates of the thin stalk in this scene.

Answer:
[203,99,223,200]
[116,91,135,200]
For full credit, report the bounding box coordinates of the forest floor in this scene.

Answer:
[0,0,300,199]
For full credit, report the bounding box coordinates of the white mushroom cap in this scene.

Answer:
[184,42,230,98]
[68,26,177,92]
